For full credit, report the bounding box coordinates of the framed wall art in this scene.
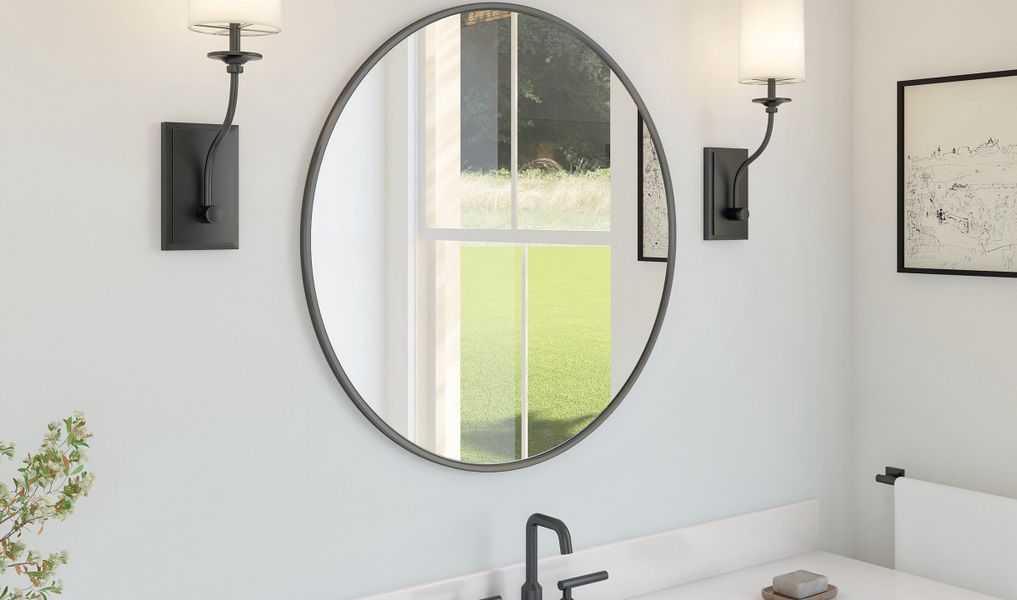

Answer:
[899,69,1017,277]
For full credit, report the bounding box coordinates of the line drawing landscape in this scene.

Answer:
[904,137,1017,273]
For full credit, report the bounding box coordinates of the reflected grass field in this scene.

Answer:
[459,245,611,464]
[460,169,611,230]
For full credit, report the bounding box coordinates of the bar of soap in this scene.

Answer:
[772,571,829,599]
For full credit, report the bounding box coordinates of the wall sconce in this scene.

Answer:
[704,0,805,240]
[161,0,281,250]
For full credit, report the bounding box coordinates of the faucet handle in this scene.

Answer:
[558,571,609,600]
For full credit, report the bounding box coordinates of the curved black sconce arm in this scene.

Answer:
[200,23,262,224]
[725,78,790,222]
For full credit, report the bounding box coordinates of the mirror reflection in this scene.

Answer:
[309,9,671,466]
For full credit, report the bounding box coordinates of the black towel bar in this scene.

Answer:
[875,466,905,485]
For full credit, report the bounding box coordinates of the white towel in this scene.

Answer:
[895,477,1017,599]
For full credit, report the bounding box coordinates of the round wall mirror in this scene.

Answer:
[301,3,675,471]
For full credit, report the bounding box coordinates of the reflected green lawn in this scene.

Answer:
[459,245,611,463]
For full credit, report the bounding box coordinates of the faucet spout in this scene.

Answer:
[522,514,573,600]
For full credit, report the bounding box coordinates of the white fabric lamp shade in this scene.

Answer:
[738,0,805,84]
[189,0,282,36]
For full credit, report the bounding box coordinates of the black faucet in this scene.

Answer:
[521,514,574,600]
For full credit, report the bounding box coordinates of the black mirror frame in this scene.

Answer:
[300,2,677,472]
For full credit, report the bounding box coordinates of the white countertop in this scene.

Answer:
[629,552,999,600]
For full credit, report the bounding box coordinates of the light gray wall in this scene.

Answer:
[0,1,853,599]
[853,0,1017,567]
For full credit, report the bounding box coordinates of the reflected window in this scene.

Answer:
[418,12,614,461]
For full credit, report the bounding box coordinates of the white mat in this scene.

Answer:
[895,477,1017,599]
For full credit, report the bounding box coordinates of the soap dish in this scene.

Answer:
[761,584,838,600]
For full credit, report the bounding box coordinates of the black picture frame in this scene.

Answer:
[898,68,1017,278]
[638,113,668,262]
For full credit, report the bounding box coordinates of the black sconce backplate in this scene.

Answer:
[703,147,749,241]
[161,122,239,250]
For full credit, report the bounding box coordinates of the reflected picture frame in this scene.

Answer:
[638,114,668,262]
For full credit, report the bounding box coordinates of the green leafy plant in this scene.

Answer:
[0,414,94,600]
